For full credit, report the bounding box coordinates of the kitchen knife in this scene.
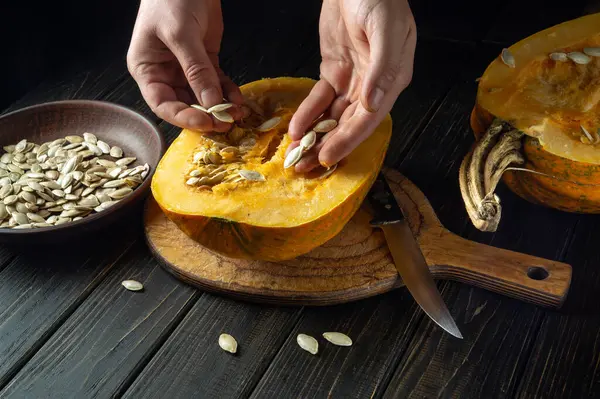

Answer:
[367,173,463,339]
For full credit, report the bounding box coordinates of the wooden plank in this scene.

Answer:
[380,71,580,398]
[122,295,300,399]
[514,215,600,399]
[0,221,139,388]
[0,240,197,398]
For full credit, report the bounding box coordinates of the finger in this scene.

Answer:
[318,103,384,167]
[327,97,352,122]
[218,69,244,105]
[360,7,416,113]
[166,32,224,109]
[288,79,336,140]
[138,80,216,130]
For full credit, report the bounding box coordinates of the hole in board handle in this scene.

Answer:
[527,266,549,281]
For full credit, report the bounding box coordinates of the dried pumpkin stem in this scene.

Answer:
[459,119,524,232]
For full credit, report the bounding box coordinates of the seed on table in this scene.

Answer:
[297,334,318,355]
[218,333,238,354]
[322,332,353,346]
[121,279,143,291]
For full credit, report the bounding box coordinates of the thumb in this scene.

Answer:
[168,34,224,109]
[360,9,416,113]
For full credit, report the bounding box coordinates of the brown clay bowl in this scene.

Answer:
[0,100,165,244]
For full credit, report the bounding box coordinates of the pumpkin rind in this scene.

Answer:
[151,77,393,261]
[462,13,600,231]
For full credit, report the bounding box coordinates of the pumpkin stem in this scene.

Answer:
[459,119,525,232]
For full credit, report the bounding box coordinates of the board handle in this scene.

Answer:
[425,230,572,308]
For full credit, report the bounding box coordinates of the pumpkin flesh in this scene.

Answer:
[151,77,392,260]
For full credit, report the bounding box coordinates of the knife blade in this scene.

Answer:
[367,173,463,339]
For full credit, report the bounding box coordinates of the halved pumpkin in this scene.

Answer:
[151,77,392,261]
[460,13,600,232]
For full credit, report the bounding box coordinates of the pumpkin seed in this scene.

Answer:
[300,131,316,152]
[238,170,265,181]
[284,145,303,169]
[297,334,318,355]
[83,132,97,144]
[256,116,282,132]
[116,157,136,167]
[97,140,111,154]
[27,213,46,223]
[501,48,516,68]
[584,47,600,57]
[13,212,28,225]
[122,279,143,291]
[313,119,338,133]
[322,332,352,346]
[567,52,591,65]
[207,103,233,113]
[109,146,123,158]
[191,104,208,112]
[212,111,234,123]
[3,195,17,205]
[186,177,199,186]
[218,333,238,354]
[65,135,83,144]
[108,187,133,199]
[550,52,568,62]
[319,163,338,179]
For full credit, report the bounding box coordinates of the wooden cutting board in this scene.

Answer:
[143,168,572,308]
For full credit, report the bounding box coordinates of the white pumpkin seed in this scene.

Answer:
[322,332,352,346]
[238,170,265,181]
[300,131,316,152]
[584,47,600,57]
[212,111,234,123]
[284,145,303,169]
[110,146,124,158]
[218,333,238,354]
[97,140,111,154]
[297,334,318,355]
[121,279,143,291]
[549,52,568,62]
[567,52,591,65]
[319,163,338,179]
[256,116,282,132]
[501,48,516,68]
[191,104,209,112]
[83,132,97,144]
[207,103,234,113]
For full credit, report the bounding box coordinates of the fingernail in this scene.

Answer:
[366,87,385,113]
[200,87,222,108]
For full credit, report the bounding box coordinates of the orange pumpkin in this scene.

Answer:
[151,77,393,261]
[460,13,600,232]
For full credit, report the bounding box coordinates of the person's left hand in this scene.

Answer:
[286,0,417,171]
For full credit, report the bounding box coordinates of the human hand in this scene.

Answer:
[127,0,244,132]
[287,0,417,171]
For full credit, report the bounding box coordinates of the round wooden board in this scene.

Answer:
[143,168,573,308]
[143,169,412,306]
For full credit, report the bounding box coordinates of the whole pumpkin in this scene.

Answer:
[151,77,393,261]
[460,13,600,232]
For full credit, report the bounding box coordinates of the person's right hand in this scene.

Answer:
[127,0,244,132]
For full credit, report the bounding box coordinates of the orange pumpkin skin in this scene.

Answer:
[151,77,393,261]
[471,13,600,214]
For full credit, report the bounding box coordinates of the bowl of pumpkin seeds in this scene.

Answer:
[0,100,164,242]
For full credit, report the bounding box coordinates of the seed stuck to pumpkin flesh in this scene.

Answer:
[567,51,591,64]
[549,52,568,62]
[501,48,516,68]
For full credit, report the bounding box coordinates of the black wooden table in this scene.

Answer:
[1,0,599,397]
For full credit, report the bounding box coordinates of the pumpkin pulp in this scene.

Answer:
[151,77,393,260]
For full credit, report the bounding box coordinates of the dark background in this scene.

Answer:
[3,0,597,112]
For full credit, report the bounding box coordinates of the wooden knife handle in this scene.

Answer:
[423,229,572,308]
